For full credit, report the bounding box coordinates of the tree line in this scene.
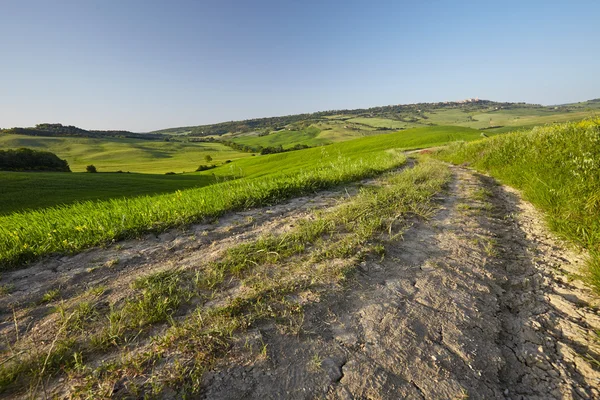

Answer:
[1,123,166,141]
[0,148,71,172]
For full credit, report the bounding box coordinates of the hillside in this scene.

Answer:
[0,133,251,173]
[0,109,599,399]
[0,127,598,397]
[0,123,161,140]
[150,98,600,138]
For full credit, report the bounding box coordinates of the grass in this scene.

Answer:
[346,117,420,130]
[0,158,452,397]
[434,119,600,292]
[423,106,599,132]
[0,171,223,215]
[0,126,478,268]
[227,126,328,149]
[0,133,251,173]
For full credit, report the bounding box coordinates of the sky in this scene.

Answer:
[1,0,599,132]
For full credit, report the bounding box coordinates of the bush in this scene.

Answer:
[196,164,216,172]
[86,165,97,173]
[0,148,70,172]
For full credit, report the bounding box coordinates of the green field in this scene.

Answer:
[0,172,221,215]
[346,117,420,130]
[320,102,600,134]
[0,125,480,267]
[227,126,328,149]
[0,134,251,173]
[433,119,600,292]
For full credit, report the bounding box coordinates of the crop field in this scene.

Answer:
[0,134,250,173]
[434,119,600,291]
[0,125,479,267]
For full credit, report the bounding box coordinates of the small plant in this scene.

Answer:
[204,155,213,163]
[0,284,14,296]
[308,353,322,372]
[42,288,60,303]
[105,258,119,268]
[86,165,97,173]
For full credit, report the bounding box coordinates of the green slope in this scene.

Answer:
[0,134,250,173]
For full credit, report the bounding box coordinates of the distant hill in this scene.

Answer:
[149,99,538,136]
[1,123,166,141]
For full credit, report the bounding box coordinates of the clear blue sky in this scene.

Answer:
[1,0,599,132]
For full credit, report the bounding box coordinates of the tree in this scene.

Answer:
[204,155,212,163]
[86,165,97,173]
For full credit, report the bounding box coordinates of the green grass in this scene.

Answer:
[423,107,599,131]
[0,126,478,268]
[228,126,327,149]
[346,117,420,130]
[434,119,600,292]
[0,171,223,215]
[0,134,250,173]
[0,158,452,397]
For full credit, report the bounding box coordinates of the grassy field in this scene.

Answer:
[0,134,250,173]
[346,117,420,130]
[320,102,600,134]
[0,172,221,215]
[0,125,479,267]
[433,119,600,292]
[422,106,600,132]
[227,126,328,149]
[0,158,452,397]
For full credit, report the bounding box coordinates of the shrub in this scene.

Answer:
[196,164,216,172]
[0,148,70,172]
[86,165,97,173]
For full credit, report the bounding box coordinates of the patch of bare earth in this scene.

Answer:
[200,166,600,400]
[1,164,598,399]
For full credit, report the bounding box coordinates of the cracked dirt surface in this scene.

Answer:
[1,163,599,399]
[199,166,600,400]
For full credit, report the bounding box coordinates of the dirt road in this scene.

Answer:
[0,164,598,399]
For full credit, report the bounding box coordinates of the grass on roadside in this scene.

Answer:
[0,158,452,398]
[434,119,600,292]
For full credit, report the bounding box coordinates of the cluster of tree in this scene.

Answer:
[0,148,71,172]
[260,144,310,155]
[219,140,260,153]
[1,123,167,141]
[196,164,217,171]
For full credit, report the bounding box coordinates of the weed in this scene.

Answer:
[0,284,14,296]
[105,258,119,268]
[41,288,60,303]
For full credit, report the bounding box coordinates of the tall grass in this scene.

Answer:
[0,151,405,268]
[0,125,480,268]
[435,119,600,291]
